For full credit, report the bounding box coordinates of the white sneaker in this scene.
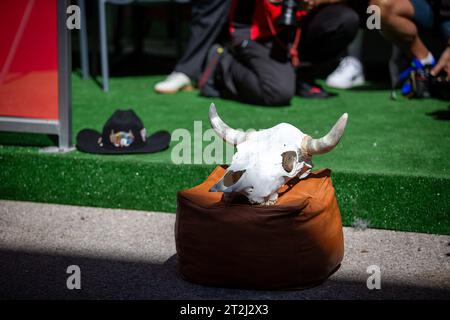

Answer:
[154,72,193,94]
[326,56,365,89]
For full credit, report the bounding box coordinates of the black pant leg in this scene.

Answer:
[220,40,296,106]
[174,0,232,82]
[299,3,360,63]
[347,0,370,27]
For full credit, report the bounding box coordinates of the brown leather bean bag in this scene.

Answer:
[175,166,344,290]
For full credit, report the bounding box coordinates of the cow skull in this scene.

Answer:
[208,103,348,205]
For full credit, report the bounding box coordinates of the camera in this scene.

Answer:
[276,0,310,26]
[429,72,450,100]
[277,0,299,26]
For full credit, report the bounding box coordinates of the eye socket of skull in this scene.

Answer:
[281,151,298,173]
[223,170,246,187]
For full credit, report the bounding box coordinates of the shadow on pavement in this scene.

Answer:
[0,248,448,300]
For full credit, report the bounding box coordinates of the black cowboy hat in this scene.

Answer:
[76,109,170,154]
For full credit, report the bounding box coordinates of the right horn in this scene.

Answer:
[306,113,348,155]
[209,103,248,146]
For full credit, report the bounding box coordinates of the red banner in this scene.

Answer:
[0,0,59,120]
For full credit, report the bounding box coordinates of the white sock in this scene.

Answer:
[419,52,435,66]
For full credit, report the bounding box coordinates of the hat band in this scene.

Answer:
[98,130,135,148]
[97,128,148,149]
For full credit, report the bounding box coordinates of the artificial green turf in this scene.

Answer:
[1,150,449,234]
[1,74,449,234]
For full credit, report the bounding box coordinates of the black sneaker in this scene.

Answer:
[296,80,334,99]
[199,44,225,98]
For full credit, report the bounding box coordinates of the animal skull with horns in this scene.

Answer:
[208,103,348,205]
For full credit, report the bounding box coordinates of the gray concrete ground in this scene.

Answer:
[0,200,449,300]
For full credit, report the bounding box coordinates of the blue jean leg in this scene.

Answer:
[411,0,434,29]
[411,0,450,41]
[440,20,450,40]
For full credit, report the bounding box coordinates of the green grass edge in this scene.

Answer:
[1,152,449,235]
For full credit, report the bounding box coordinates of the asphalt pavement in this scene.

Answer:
[0,200,449,299]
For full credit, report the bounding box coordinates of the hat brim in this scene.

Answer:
[76,129,171,154]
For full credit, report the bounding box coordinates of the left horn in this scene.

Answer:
[209,103,248,146]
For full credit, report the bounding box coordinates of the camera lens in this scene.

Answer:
[277,0,298,26]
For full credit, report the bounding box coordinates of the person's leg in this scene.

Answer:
[370,0,431,61]
[299,3,360,63]
[219,40,296,106]
[296,4,359,95]
[325,28,366,89]
[174,0,232,81]
[348,29,364,60]
[439,20,450,42]
[155,0,231,93]
[326,1,368,89]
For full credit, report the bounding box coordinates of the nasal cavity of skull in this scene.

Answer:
[281,151,297,173]
[223,170,246,187]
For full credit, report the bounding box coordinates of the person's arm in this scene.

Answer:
[431,38,450,77]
